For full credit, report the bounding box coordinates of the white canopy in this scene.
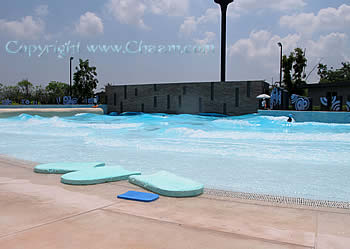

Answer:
[256,94,270,99]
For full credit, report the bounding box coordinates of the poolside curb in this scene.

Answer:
[204,189,350,209]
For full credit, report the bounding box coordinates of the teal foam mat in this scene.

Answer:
[34,162,105,174]
[199,113,228,117]
[61,166,141,185]
[129,171,204,197]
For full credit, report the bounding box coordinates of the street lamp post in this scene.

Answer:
[277,42,282,88]
[70,57,74,96]
[214,0,234,82]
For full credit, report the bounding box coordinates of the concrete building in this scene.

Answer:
[301,82,350,106]
[106,81,269,116]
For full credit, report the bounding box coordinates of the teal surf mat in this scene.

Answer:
[61,166,141,185]
[120,112,143,116]
[199,113,228,117]
[129,171,204,197]
[34,162,105,174]
[117,191,159,202]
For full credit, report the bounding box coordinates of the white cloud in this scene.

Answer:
[280,4,350,35]
[0,16,45,40]
[308,33,349,62]
[208,0,306,22]
[35,5,49,17]
[223,0,306,18]
[197,8,220,24]
[147,0,189,16]
[75,12,104,36]
[234,0,306,12]
[194,32,216,46]
[105,0,148,29]
[228,30,295,82]
[228,30,350,83]
[179,0,305,37]
[229,30,300,59]
[179,7,225,36]
[179,16,197,36]
[105,0,188,29]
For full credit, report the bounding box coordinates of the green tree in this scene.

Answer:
[45,81,69,103]
[17,79,33,98]
[317,63,329,82]
[73,59,98,103]
[2,85,21,103]
[281,48,307,94]
[33,85,48,104]
[293,48,307,88]
[0,83,3,99]
[282,53,294,93]
[318,62,350,83]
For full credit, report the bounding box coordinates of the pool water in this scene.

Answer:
[1,113,349,202]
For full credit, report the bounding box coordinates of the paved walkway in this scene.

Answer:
[1,155,349,249]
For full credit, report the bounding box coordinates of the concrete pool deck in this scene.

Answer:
[1,155,350,249]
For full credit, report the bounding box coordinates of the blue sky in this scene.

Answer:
[0,0,349,91]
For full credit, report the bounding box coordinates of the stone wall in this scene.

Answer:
[106,81,269,116]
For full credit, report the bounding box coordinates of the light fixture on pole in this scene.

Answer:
[214,0,234,82]
[277,42,282,88]
[70,57,74,96]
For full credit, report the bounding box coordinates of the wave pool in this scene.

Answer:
[1,113,349,202]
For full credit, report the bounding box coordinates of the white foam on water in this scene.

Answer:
[163,126,350,143]
[212,119,261,128]
[260,115,290,121]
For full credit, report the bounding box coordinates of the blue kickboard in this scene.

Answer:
[117,191,159,202]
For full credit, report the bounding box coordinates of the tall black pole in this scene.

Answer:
[278,42,282,87]
[220,5,227,82]
[70,57,74,96]
[215,0,233,82]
